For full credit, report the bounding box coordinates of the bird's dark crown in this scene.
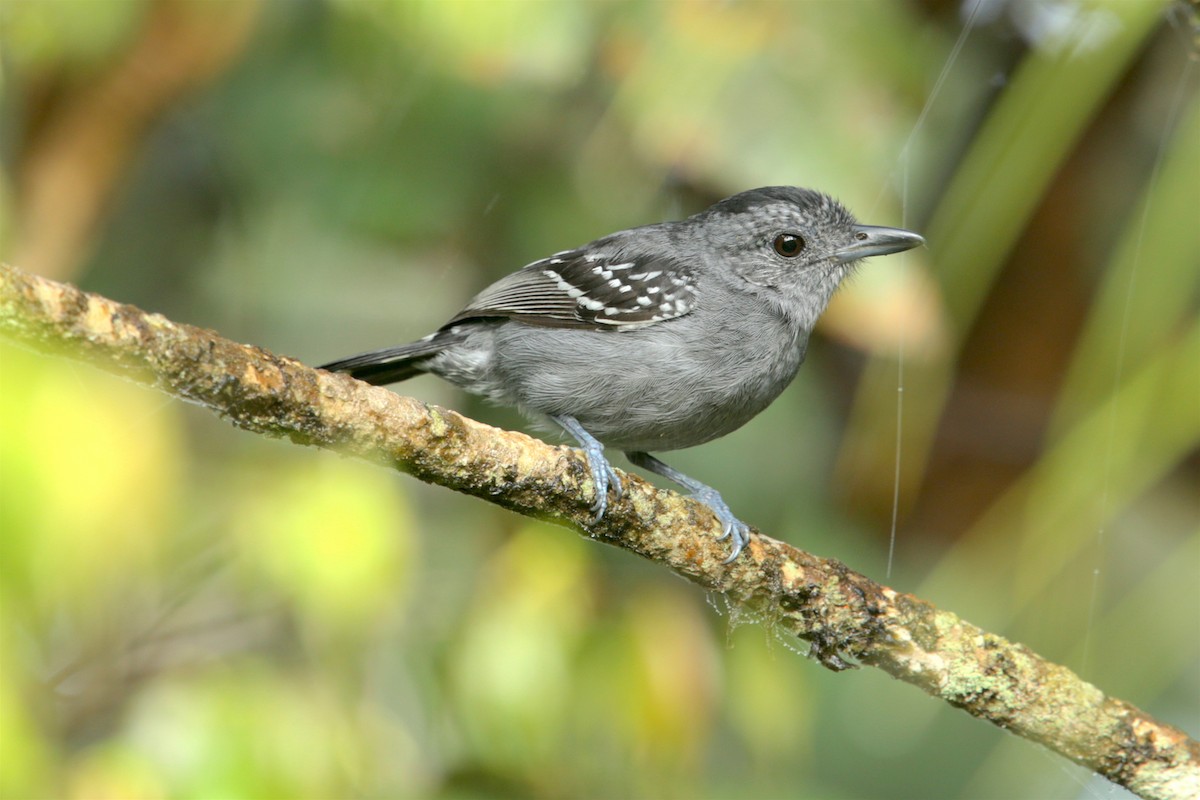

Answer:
[706,186,828,216]
[695,185,857,235]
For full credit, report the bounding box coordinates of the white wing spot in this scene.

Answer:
[548,271,589,300]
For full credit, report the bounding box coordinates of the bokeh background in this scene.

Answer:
[1,0,1197,797]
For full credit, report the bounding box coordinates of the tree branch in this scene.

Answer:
[1,262,1195,800]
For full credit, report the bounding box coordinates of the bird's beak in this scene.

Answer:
[833,225,925,264]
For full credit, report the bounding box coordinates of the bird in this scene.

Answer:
[319,186,924,561]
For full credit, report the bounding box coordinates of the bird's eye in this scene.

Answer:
[773,233,805,258]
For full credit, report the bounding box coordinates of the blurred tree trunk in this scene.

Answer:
[10,0,261,280]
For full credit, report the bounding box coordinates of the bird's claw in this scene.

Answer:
[692,486,751,562]
[571,441,624,522]
[581,447,622,523]
[551,415,623,524]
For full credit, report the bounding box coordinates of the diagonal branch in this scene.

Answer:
[1,262,1196,800]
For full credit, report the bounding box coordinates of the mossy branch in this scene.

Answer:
[1,262,1195,800]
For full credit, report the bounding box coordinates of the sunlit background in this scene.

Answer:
[1,0,1196,797]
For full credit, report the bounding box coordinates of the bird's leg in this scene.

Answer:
[551,415,623,522]
[624,451,751,562]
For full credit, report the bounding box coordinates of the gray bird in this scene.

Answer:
[320,186,924,560]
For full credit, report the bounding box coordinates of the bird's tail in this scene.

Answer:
[318,332,461,386]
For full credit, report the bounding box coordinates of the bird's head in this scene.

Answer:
[689,186,924,327]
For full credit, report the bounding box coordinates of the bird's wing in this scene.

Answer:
[444,249,697,331]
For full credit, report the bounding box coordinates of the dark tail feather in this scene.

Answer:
[318,333,458,386]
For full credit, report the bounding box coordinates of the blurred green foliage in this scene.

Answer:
[1,0,1196,798]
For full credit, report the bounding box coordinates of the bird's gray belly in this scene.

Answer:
[472,317,807,452]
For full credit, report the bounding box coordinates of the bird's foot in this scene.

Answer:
[689,485,751,563]
[552,415,622,522]
[623,450,752,562]
[580,443,623,522]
